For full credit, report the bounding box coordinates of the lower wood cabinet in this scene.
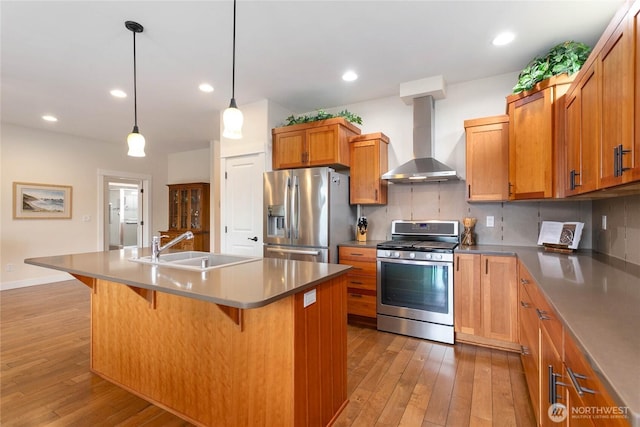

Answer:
[518,261,630,427]
[454,253,518,350]
[338,245,377,322]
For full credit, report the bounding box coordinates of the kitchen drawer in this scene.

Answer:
[338,246,377,262]
[344,274,376,292]
[564,331,629,427]
[343,259,376,277]
[520,263,563,351]
[346,292,376,318]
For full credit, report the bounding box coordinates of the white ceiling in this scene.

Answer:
[1,1,623,155]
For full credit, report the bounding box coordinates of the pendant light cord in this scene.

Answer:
[132,30,138,128]
[231,0,236,100]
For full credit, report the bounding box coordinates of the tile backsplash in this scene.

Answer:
[362,180,594,249]
[592,194,640,265]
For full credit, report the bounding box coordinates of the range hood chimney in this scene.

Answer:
[382,77,459,183]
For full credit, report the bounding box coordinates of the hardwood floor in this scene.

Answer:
[1,280,535,427]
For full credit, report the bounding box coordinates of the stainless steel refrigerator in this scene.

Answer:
[263,167,355,263]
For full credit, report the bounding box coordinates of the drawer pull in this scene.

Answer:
[520,278,529,285]
[349,253,364,256]
[536,308,551,321]
[350,281,363,285]
[520,301,531,308]
[349,293,363,298]
[567,367,595,396]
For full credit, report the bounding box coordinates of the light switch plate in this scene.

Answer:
[303,289,317,308]
[486,216,495,228]
[602,215,607,230]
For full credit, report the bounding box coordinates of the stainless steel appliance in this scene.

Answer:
[377,219,459,344]
[263,167,355,263]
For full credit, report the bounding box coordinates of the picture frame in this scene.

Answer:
[13,182,72,219]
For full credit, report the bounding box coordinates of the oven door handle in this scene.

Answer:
[377,257,453,266]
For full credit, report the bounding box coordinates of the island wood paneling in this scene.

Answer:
[90,275,347,427]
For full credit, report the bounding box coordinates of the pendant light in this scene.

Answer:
[125,20,146,157]
[222,0,243,139]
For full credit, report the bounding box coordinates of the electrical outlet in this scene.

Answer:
[486,216,495,228]
[303,289,316,308]
[602,215,607,230]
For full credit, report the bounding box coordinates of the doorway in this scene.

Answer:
[98,170,151,251]
[107,182,140,249]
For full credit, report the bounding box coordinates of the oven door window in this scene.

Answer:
[379,260,450,314]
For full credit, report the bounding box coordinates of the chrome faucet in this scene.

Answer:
[151,231,194,261]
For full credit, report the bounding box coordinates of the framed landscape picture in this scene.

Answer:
[13,182,72,219]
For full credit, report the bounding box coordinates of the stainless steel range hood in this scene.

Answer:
[382,95,459,183]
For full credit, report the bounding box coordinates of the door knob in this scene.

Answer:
[248,236,258,242]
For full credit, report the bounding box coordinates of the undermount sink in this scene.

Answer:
[129,251,260,272]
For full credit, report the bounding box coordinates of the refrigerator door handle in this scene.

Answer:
[265,247,320,256]
[284,176,291,238]
[292,175,300,240]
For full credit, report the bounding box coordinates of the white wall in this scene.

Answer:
[167,148,210,184]
[0,124,168,289]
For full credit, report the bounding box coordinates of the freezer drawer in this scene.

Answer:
[263,245,328,263]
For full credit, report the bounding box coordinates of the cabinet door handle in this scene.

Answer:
[614,145,620,177]
[468,184,471,198]
[567,367,595,396]
[570,169,581,190]
[521,345,530,356]
[520,301,531,308]
[520,278,529,285]
[508,182,513,196]
[620,144,631,175]
[456,256,460,271]
[549,365,569,404]
[485,258,489,274]
[374,189,378,200]
[536,308,551,321]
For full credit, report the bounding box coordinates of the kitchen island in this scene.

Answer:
[25,248,351,427]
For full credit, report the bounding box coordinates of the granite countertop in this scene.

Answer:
[456,245,640,426]
[25,248,351,309]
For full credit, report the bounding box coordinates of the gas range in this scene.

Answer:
[376,219,459,344]
[377,220,459,262]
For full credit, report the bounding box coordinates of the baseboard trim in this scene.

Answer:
[1,273,73,291]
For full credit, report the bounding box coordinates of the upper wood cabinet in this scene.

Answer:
[160,182,210,252]
[454,253,518,350]
[464,115,509,201]
[348,132,389,205]
[564,62,600,196]
[600,15,635,188]
[506,74,574,200]
[271,118,361,170]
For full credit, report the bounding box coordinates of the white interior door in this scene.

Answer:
[222,153,265,257]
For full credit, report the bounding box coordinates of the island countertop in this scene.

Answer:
[456,245,640,426]
[25,248,351,309]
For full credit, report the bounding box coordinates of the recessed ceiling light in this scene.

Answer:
[42,115,58,122]
[199,83,214,93]
[342,70,358,82]
[492,32,515,46]
[110,89,127,98]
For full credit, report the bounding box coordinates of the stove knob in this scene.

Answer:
[425,253,432,260]
[409,252,416,259]
[435,254,443,260]
[385,251,391,257]
[393,251,400,258]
